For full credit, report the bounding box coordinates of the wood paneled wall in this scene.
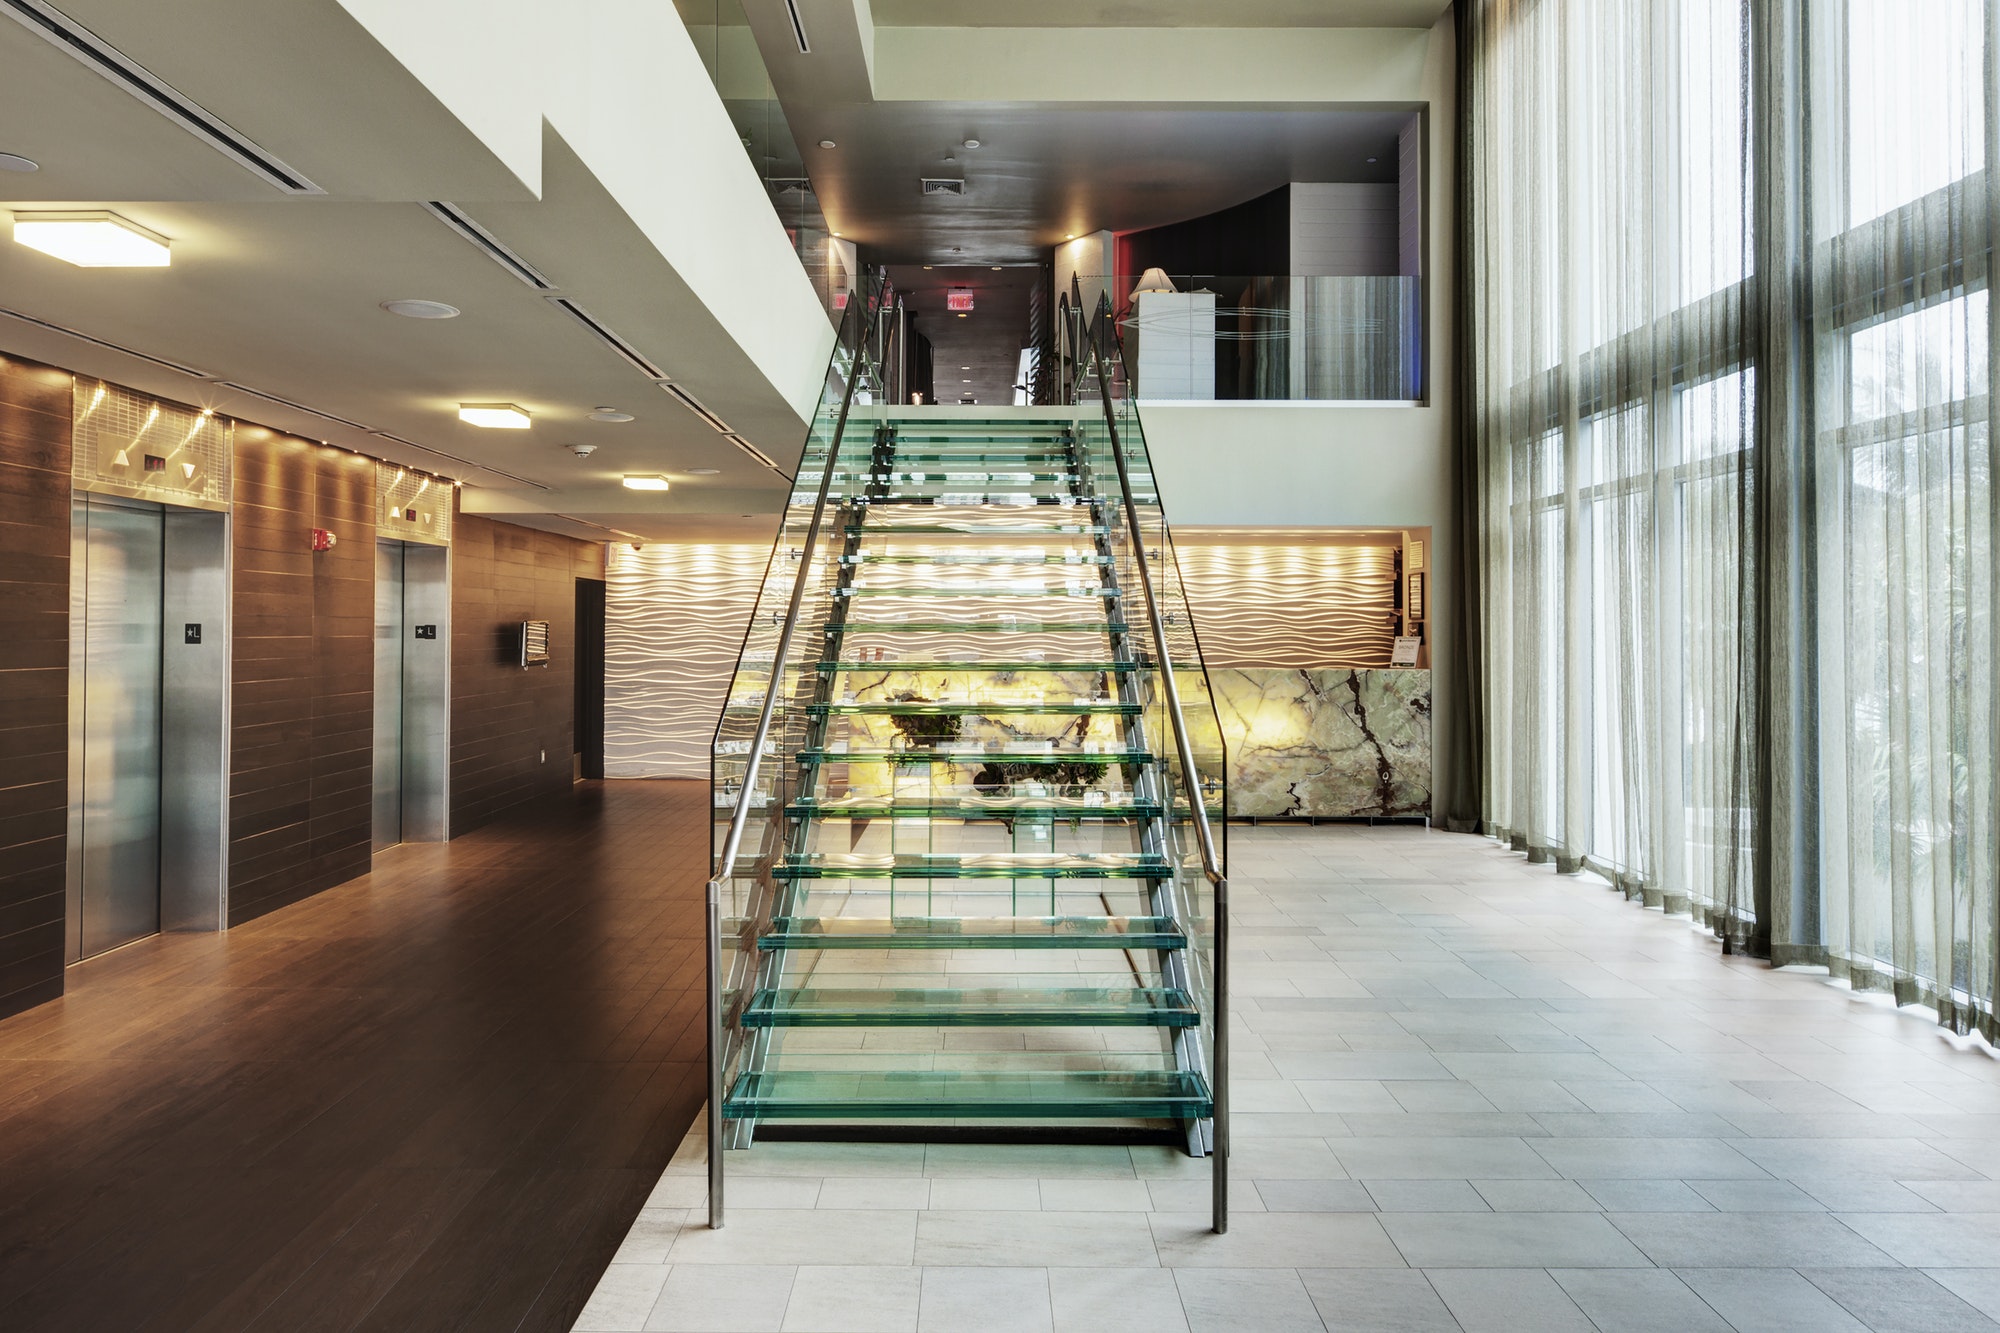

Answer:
[450,516,603,836]
[0,356,72,1019]
[228,430,377,925]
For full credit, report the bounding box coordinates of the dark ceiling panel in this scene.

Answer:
[799,103,1413,263]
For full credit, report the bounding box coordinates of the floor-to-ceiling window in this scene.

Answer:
[1467,0,1998,1031]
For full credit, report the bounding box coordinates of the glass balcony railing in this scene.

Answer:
[675,0,852,320]
[1059,274,1423,402]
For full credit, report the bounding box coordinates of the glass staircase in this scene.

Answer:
[708,279,1230,1230]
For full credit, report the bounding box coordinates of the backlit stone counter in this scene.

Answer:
[1210,667,1431,819]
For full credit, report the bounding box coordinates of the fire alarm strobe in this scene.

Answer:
[310,528,337,551]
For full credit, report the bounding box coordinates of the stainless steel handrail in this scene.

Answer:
[706,300,875,1231]
[1082,317,1230,1235]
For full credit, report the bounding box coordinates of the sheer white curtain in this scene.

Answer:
[1466,0,1756,929]
[1793,0,1998,1031]
[1468,0,2000,1032]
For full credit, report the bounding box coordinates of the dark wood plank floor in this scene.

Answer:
[0,779,708,1333]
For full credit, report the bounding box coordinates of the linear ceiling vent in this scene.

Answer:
[0,305,210,377]
[724,433,784,474]
[782,0,810,53]
[216,381,370,432]
[920,178,967,196]
[0,0,322,194]
[371,431,552,492]
[546,298,668,380]
[661,382,731,434]
[421,202,556,290]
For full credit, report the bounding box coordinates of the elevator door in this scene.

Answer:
[373,541,405,852]
[77,498,165,958]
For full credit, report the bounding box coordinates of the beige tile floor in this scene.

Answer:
[575,824,2000,1332]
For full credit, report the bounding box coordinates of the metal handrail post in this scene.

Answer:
[1084,325,1229,1235]
[706,293,876,1230]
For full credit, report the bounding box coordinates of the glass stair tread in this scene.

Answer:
[721,1068,1212,1120]
[740,985,1200,1027]
[834,621,1128,633]
[773,852,1169,880]
[837,587,1117,599]
[785,795,1167,818]
[807,701,1138,716]
[842,554,1112,566]
[759,915,1185,949]
[843,523,1110,536]
[816,660,1140,673]
[799,746,1149,764]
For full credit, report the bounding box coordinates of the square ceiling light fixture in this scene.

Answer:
[621,474,670,491]
[12,211,170,267]
[458,402,532,429]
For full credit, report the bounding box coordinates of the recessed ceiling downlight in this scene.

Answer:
[381,298,460,319]
[0,153,37,172]
[588,407,635,423]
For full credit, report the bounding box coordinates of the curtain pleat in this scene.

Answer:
[1467,0,1999,1034]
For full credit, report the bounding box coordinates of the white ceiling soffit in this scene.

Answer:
[0,0,834,534]
[868,0,1454,26]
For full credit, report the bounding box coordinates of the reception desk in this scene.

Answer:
[1211,667,1431,819]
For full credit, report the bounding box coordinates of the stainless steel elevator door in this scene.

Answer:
[78,498,164,958]
[372,541,405,852]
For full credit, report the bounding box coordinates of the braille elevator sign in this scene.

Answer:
[414,624,438,640]
[184,624,202,644]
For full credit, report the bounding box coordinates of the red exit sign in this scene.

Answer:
[945,288,974,312]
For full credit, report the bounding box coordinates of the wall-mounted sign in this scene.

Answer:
[1391,636,1422,667]
[946,288,975,312]
[375,459,454,545]
[518,620,551,667]
[71,378,231,512]
[1407,572,1426,621]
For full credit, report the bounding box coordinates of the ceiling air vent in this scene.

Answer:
[421,202,556,290]
[0,305,209,377]
[661,382,732,434]
[0,0,323,194]
[920,178,967,196]
[724,433,787,477]
[782,0,810,53]
[370,432,552,491]
[546,298,668,380]
[216,382,371,432]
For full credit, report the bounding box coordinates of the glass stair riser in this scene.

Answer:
[773,853,1169,881]
[799,747,1150,765]
[721,1069,1213,1120]
[808,701,1136,717]
[840,554,1113,567]
[836,587,1117,600]
[787,798,1163,818]
[817,660,1140,674]
[832,621,1129,634]
[756,915,1185,950]
[741,985,1200,1028]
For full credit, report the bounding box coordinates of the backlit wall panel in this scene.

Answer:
[1174,542,1398,668]
[605,542,770,778]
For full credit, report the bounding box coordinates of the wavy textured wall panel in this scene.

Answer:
[1174,543,1398,668]
[606,543,771,778]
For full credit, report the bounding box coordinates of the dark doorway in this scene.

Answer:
[574,577,606,780]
